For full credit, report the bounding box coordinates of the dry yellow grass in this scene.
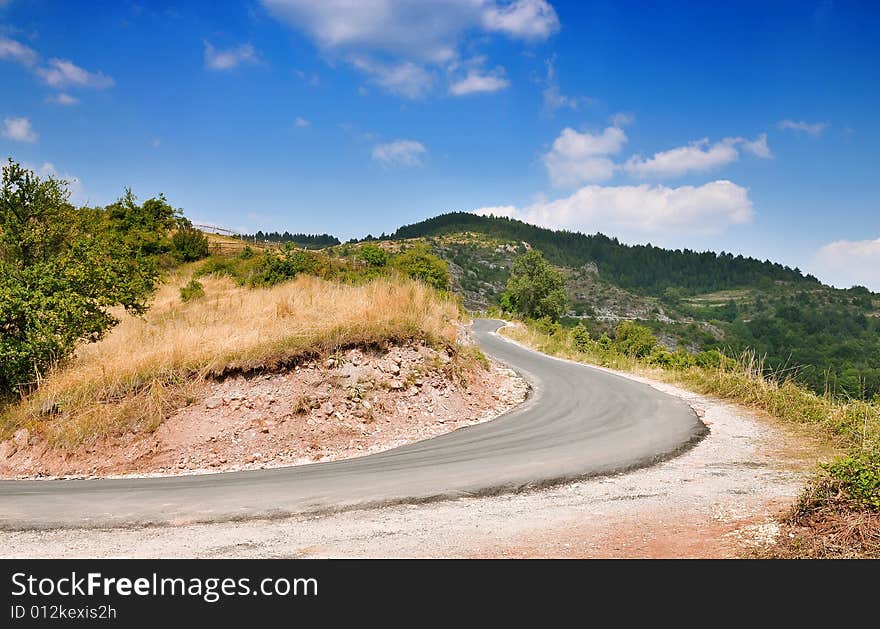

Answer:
[2,272,459,447]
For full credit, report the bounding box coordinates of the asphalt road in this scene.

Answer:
[0,320,707,530]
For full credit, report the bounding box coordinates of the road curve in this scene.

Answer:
[0,320,707,530]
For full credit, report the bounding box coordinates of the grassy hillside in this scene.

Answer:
[1,271,459,448]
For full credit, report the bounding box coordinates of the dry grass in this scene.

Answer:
[502,323,879,454]
[1,272,459,448]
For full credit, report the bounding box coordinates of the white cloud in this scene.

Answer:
[610,112,635,127]
[738,132,772,159]
[473,180,753,237]
[203,41,259,71]
[151,138,161,148]
[294,116,310,128]
[2,116,37,142]
[260,0,559,98]
[45,92,79,106]
[812,238,880,291]
[1,37,114,90]
[624,138,739,179]
[372,139,427,168]
[0,35,38,66]
[777,119,828,136]
[449,66,509,95]
[483,0,560,39]
[351,58,434,99]
[542,125,627,187]
[473,205,518,218]
[623,133,771,179]
[36,58,114,88]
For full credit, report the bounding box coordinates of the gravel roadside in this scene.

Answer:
[0,368,828,558]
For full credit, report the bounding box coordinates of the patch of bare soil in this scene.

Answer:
[0,344,527,479]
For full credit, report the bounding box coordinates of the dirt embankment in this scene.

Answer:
[0,344,527,479]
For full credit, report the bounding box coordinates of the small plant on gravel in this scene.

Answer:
[292,394,316,415]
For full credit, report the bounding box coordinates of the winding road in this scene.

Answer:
[0,320,707,530]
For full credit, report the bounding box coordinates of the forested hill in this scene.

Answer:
[391,212,817,296]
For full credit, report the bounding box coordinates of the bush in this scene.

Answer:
[572,323,591,352]
[390,245,450,290]
[179,279,205,302]
[614,321,658,358]
[359,244,388,268]
[825,454,880,511]
[250,250,322,287]
[171,227,209,262]
[533,316,562,337]
[239,246,255,260]
[194,256,240,280]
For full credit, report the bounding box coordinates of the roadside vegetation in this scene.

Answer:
[502,317,879,557]
[0,161,460,451]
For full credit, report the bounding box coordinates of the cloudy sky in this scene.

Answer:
[2,1,879,289]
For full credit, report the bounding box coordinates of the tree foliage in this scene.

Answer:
[0,160,159,396]
[502,250,568,321]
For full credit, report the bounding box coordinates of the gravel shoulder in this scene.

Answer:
[0,365,828,558]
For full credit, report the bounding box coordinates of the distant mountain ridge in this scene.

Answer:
[391,212,817,296]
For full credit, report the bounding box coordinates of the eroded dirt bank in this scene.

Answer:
[0,344,527,479]
[0,367,828,558]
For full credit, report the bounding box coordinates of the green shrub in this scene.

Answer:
[390,245,450,290]
[572,323,591,352]
[359,244,388,268]
[825,454,880,511]
[194,256,239,279]
[179,279,205,302]
[239,246,255,260]
[171,227,209,262]
[614,321,658,358]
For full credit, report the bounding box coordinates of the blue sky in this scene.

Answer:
[2,0,879,289]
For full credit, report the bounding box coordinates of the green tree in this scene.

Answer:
[0,160,157,396]
[502,250,568,321]
[390,245,450,290]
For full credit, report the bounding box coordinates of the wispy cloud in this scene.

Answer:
[36,58,114,88]
[0,36,113,91]
[203,40,259,71]
[294,116,310,128]
[777,119,828,136]
[0,35,38,66]
[45,92,79,106]
[2,116,37,142]
[541,56,591,116]
[260,0,559,98]
[372,139,428,168]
